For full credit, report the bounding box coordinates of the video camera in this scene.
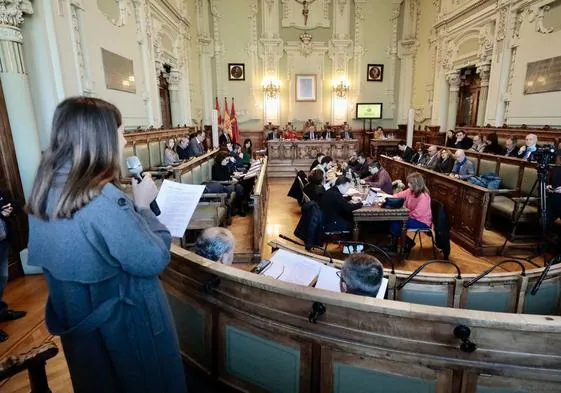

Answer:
[534,144,558,173]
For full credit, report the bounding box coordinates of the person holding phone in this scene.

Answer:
[27,97,186,393]
[0,191,26,342]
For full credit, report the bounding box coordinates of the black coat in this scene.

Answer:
[287,171,308,202]
[431,199,450,259]
[219,133,231,146]
[319,187,362,227]
[401,146,414,163]
[303,183,325,203]
[294,201,324,249]
[437,157,455,174]
[504,146,519,157]
[454,137,473,150]
[354,161,370,179]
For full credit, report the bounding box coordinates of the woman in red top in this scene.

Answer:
[387,172,432,255]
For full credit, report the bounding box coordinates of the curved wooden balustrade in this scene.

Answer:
[163,244,561,393]
[268,238,561,314]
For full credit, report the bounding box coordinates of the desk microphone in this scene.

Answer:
[126,156,161,216]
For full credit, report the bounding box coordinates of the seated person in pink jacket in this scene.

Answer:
[386,172,432,256]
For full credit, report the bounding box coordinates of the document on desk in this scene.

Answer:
[262,249,322,286]
[155,180,205,238]
[315,264,388,299]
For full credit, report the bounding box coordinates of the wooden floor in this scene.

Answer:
[0,178,538,392]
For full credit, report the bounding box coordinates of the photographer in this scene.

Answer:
[0,190,26,342]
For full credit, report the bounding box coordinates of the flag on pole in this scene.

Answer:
[215,97,222,127]
[230,97,240,144]
[223,97,232,138]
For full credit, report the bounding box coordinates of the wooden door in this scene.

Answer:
[0,80,26,279]
[457,71,481,127]
[159,72,172,129]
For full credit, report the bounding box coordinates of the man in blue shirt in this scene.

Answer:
[451,149,475,180]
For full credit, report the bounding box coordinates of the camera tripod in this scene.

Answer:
[499,166,549,259]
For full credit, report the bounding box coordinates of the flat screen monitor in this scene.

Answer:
[356,103,383,119]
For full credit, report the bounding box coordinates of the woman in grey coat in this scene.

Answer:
[27,97,186,393]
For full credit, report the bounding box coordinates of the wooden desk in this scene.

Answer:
[369,139,400,158]
[266,139,358,177]
[380,155,498,256]
[353,204,409,257]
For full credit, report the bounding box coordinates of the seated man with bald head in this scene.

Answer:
[339,253,384,297]
[518,133,538,161]
[450,149,475,180]
[194,227,235,264]
[422,145,440,171]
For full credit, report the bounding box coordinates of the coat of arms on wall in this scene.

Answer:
[367,64,384,82]
[228,63,245,81]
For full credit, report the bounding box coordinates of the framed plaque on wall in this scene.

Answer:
[295,74,317,102]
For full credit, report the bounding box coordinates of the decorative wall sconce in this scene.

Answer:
[262,79,281,99]
[333,80,349,98]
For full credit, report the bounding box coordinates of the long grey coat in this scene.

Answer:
[28,169,186,393]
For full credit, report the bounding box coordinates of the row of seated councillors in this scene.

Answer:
[265,121,354,141]
[301,152,432,255]
[208,141,260,217]
[162,130,207,165]
[195,227,385,297]
[445,129,541,161]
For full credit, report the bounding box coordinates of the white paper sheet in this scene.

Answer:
[155,180,205,238]
[262,249,322,286]
[314,265,341,292]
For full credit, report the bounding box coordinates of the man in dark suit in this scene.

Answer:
[353,152,370,179]
[310,153,325,171]
[322,126,336,140]
[319,176,363,232]
[303,126,319,140]
[187,131,205,157]
[503,136,519,157]
[219,128,232,146]
[453,130,473,150]
[397,140,414,163]
[340,122,353,139]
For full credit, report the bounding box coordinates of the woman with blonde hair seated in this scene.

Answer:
[385,172,432,256]
[164,137,180,165]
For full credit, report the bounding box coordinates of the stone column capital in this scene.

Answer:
[0,0,33,28]
[446,71,461,92]
[476,63,491,86]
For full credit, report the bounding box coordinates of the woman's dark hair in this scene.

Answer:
[242,138,252,154]
[28,97,122,220]
[322,156,333,165]
[308,169,324,185]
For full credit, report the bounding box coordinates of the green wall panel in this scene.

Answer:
[226,326,300,393]
[167,294,209,365]
[333,363,436,393]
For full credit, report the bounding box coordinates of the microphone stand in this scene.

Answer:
[336,240,394,273]
[530,254,561,295]
[396,260,461,290]
[463,259,527,288]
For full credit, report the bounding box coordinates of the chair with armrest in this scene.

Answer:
[0,341,59,393]
[490,165,539,239]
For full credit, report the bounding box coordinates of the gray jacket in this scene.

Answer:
[28,169,186,393]
[452,158,475,180]
[187,137,204,157]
